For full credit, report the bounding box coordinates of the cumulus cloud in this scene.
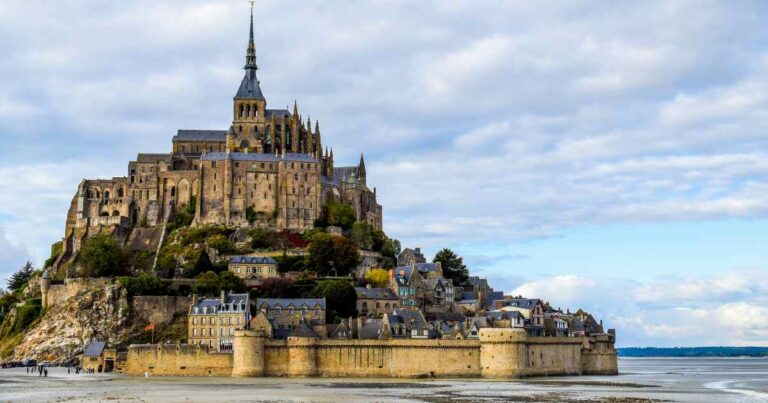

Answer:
[509,271,768,346]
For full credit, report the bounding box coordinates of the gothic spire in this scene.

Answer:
[245,1,257,70]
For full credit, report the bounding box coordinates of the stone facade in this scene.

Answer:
[52,9,383,276]
[124,328,618,378]
[188,292,250,351]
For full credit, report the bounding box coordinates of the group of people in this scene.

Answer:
[25,365,98,376]
[25,365,48,377]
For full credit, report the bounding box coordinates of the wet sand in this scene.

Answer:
[1,358,766,402]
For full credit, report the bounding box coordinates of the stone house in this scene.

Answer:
[228,255,278,284]
[256,298,326,330]
[544,317,569,337]
[354,284,399,317]
[397,247,426,266]
[422,277,455,314]
[486,310,525,329]
[492,298,546,336]
[188,292,250,351]
[82,341,118,373]
[389,266,425,309]
[382,309,429,339]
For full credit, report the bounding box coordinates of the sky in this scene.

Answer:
[1,0,767,347]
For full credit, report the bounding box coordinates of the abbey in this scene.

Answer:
[56,9,382,265]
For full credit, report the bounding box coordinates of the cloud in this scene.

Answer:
[509,271,768,346]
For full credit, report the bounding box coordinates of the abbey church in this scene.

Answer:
[54,9,382,270]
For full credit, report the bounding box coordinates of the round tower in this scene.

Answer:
[286,334,317,377]
[479,328,527,378]
[40,271,51,309]
[232,329,266,377]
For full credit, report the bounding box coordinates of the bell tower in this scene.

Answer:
[230,1,266,153]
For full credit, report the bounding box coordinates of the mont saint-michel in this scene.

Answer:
[0,6,616,381]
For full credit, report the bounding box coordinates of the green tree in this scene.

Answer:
[78,234,125,277]
[364,268,390,288]
[305,234,360,276]
[218,271,246,293]
[193,271,220,296]
[7,261,34,291]
[322,202,356,229]
[433,248,469,283]
[187,250,214,278]
[156,253,177,273]
[310,279,357,321]
[349,221,374,250]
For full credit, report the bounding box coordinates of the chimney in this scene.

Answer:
[220,290,226,304]
[415,247,421,254]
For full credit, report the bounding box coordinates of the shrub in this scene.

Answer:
[43,242,63,269]
[78,234,125,278]
[119,274,169,296]
[364,268,390,288]
[207,234,234,253]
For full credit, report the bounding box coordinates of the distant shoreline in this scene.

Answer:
[618,347,768,358]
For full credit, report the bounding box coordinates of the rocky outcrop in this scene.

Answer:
[11,280,132,364]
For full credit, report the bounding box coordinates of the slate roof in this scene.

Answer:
[191,293,249,314]
[201,152,318,163]
[334,166,361,182]
[84,341,106,357]
[257,298,326,309]
[462,291,477,300]
[136,153,172,163]
[289,322,318,338]
[235,69,265,100]
[428,312,465,322]
[392,266,416,286]
[173,130,227,142]
[391,309,428,330]
[396,263,440,275]
[486,310,524,321]
[496,298,542,310]
[423,277,451,290]
[355,287,397,300]
[358,319,383,339]
[265,109,291,119]
[229,256,277,265]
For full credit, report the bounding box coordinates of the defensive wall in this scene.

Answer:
[125,328,617,378]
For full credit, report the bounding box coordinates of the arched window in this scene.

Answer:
[100,212,109,217]
[117,188,124,197]
[112,210,120,216]
[240,140,250,150]
[170,186,176,197]
[104,191,110,199]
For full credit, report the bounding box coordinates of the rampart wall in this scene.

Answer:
[125,329,618,378]
[46,278,112,307]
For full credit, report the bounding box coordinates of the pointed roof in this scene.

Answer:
[235,4,265,100]
[358,153,366,177]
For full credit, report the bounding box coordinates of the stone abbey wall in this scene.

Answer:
[125,328,617,378]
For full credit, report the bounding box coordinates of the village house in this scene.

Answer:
[256,298,326,336]
[228,255,279,284]
[188,292,250,351]
[492,298,546,336]
[382,309,430,339]
[354,284,399,317]
[81,341,119,373]
[397,247,426,266]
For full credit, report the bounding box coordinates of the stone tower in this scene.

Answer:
[230,2,266,153]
